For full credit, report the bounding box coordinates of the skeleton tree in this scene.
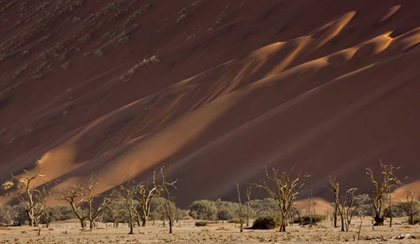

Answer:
[366,162,402,226]
[134,169,166,227]
[82,175,116,229]
[157,168,178,234]
[327,176,340,228]
[341,188,359,230]
[59,175,116,229]
[327,176,359,232]
[405,191,419,225]
[58,185,88,228]
[115,181,138,234]
[246,186,252,227]
[254,167,309,232]
[13,169,49,227]
[236,183,244,233]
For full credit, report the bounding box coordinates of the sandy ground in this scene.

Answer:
[0,219,419,244]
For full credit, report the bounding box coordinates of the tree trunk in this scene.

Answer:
[296,211,302,225]
[246,204,250,227]
[79,219,86,228]
[168,217,173,234]
[141,216,147,227]
[26,210,34,226]
[389,213,393,227]
[135,216,141,227]
[389,195,393,227]
[128,209,134,234]
[374,214,384,226]
[279,222,286,232]
[89,220,94,230]
[128,221,133,234]
[333,207,338,228]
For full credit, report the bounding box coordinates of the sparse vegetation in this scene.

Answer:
[195,221,208,226]
[252,216,277,229]
[12,168,49,227]
[124,4,152,27]
[58,175,116,230]
[0,159,417,244]
[93,49,104,57]
[327,176,359,231]
[190,200,217,220]
[405,191,420,225]
[61,62,70,69]
[366,161,403,226]
[253,167,310,232]
[295,214,326,224]
[117,31,130,43]
[126,55,160,75]
[186,34,196,41]
[12,64,28,81]
[177,14,187,23]
[78,34,91,44]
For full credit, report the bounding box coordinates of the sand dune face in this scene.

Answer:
[0,0,419,207]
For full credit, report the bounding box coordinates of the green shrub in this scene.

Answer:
[294,214,326,224]
[190,200,217,220]
[195,221,208,227]
[252,216,277,229]
[217,209,233,221]
[227,218,244,224]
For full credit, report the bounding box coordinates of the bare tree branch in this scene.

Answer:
[253,167,309,232]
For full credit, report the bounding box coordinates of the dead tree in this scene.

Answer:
[116,181,138,234]
[327,176,358,232]
[83,176,116,230]
[340,188,358,231]
[58,185,87,228]
[405,191,419,225]
[14,169,49,227]
[156,167,177,234]
[0,205,18,226]
[307,190,317,226]
[59,175,115,229]
[327,176,339,228]
[254,167,309,232]
[236,183,244,233]
[104,200,125,228]
[135,169,163,227]
[289,206,301,226]
[366,162,402,226]
[246,186,252,227]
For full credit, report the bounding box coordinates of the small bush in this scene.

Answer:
[252,216,276,229]
[413,217,420,225]
[117,31,130,43]
[294,214,326,224]
[227,218,244,224]
[195,221,208,227]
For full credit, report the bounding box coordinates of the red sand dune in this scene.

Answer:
[0,0,420,208]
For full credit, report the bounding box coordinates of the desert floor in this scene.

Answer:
[0,219,419,244]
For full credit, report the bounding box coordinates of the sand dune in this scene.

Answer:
[0,0,420,208]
